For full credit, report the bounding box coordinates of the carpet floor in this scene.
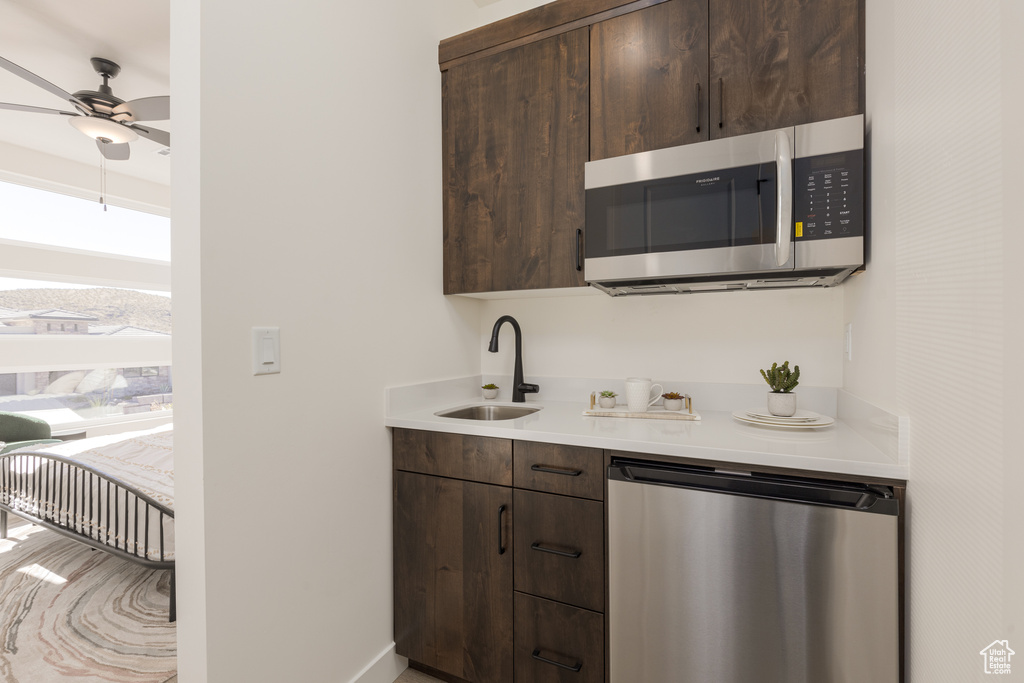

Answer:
[0,518,176,683]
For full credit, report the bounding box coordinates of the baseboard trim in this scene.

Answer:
[348,642,407,683]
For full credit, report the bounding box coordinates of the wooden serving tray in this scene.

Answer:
[582,407,701,421]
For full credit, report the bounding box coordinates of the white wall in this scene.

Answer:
[850,0,1023,679]
[843,0,898,412]
[169,1,542,680]
[893,1,1021,679]
[479,289,845,389]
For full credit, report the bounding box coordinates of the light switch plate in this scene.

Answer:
[252,327,280,375]
[844,323,853,361]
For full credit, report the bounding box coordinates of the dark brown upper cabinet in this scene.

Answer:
[590,0,710,160]
[438,0,862,294]
[442,29,589,295]
[709,0,863,138]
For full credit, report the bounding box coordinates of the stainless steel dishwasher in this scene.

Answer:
[608,457,899,683]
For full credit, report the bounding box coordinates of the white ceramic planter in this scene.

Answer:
[482,388,499,400]
[767,391,797,417]
[663,398,684,411]
[598,396,617,409]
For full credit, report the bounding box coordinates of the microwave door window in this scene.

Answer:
[585,162,778,259]
[646,179,734,251]
[645,163,777,252]
[603,194,648,254]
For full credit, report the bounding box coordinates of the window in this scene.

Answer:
[0,180,171,431]
[0,365,173,424]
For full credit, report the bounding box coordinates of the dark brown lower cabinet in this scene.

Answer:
[514,592,604,683]
[395,431,605,683]
[394,470,513,683]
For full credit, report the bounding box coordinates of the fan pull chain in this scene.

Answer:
[99,154,107,211]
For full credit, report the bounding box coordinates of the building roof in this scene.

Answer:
[0,308,99,321]
[88,325,169,336]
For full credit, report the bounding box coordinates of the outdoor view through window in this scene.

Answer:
[0,180,171,429]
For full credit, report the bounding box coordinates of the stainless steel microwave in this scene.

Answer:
[584,115,864,295]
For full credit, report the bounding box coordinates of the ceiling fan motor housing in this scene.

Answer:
[71,58,127,118]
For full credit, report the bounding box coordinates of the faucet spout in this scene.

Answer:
[488,315,539,403]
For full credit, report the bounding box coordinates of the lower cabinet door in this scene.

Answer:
[394,471,513,683]
[514,592,604,683]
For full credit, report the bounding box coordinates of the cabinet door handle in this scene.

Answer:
[532,648,583,672]
[530,463,582,477]
[574,228,583,272]
[695,82,701,133]
[718,78,724,129]
[531,542,582,559]
[497,504,507,555]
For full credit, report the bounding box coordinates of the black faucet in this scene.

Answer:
[488,315,539,403]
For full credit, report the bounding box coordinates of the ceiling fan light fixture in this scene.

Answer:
[68,116,137,144]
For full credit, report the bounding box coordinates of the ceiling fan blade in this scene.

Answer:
[131,124,170,148]
[113,96,169,122]
[0,55,90,110]
[96,139,130,160]
[0,101,77,116]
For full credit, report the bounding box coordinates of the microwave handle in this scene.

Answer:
[775,129,793,267]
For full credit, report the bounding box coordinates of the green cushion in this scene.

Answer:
[0,439,62,455]
[0,411,52,442]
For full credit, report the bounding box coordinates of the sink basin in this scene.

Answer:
[435,404,541,421]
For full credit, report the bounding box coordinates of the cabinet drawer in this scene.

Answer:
[394,428,512,486]
[514,592,603,683]
[514,441,604,500]
[513,489,604,612]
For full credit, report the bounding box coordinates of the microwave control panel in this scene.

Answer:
[793,149,864,240]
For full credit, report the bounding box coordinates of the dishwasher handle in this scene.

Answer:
[609,460,898,516]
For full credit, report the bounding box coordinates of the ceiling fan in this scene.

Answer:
[0,55,170,161]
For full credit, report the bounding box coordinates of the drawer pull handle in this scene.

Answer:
[497,504,507,555]
[531,542,582,559]
[532,648,583,673]
[530,464,582,477]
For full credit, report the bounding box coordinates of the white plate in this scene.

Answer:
[737,410,832,425]
[744,408,821,422]
[732,410,835,429]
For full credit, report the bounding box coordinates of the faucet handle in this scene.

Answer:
[518,383,540,395]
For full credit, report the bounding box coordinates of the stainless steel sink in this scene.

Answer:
[434,404,541,421]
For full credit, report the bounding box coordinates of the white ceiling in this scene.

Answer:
[0,0,170,186]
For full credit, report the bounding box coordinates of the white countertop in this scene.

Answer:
[385,377,908,482]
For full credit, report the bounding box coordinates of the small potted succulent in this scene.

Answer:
[598,390,618,409]
[760,361,800,416]
[481,383,499,400]
[661,391,685,411]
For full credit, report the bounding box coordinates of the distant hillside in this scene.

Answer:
[0,288,172,334]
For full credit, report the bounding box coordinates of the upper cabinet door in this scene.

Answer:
[443,29,589,294]
[590,0,710,160]
[709,0,863,139]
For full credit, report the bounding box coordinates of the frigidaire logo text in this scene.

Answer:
[695,176,721,184]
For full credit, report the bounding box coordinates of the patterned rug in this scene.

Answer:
[0,520,176,682]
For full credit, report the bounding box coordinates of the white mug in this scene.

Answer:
[625,377,663,413]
